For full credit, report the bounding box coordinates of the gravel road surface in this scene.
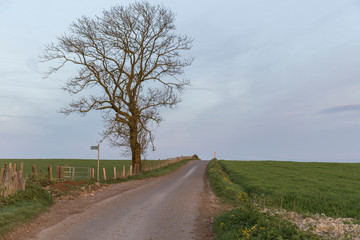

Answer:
[16,160,218,240]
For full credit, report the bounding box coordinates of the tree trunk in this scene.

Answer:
[130,125,142,174]
[133,143,141,174]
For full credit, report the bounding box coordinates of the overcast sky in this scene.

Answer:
[1,0,360,161]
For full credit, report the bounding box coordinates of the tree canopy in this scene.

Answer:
[42,1,193,170]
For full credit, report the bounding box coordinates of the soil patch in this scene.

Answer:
[262,208,360,239]
[44,180,102,201]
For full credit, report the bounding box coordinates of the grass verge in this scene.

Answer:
[0,181,53,235]
[208,159,320,240]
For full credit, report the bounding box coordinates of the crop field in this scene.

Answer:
[0,159,132,180]
[219,160,360,219]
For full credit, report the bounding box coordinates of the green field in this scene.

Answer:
[219,160,360,219]
[0,159,132,180]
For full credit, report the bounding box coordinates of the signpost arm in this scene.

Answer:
[97,144,100,182]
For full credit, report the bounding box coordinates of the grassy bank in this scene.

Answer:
[220,160,360,219]
[0,181,53,234]
[208,159,319,240]
[0,157,197,237]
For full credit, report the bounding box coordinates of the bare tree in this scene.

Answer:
[41,1,193,171]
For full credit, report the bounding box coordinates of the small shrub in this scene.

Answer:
[1,180,53,206]
[192,154,200,160]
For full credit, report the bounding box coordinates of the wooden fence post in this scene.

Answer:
[32,165,37,180]
[2,164,7,184]
[113,167,117,179]
[60,166,64,180]
[20,162,23,172]
[48,166,52,181]
[91,168,95,180]
[129,165,133,176]
[14,162,17,172]
[103,168,107,180]
[56,165,60,180]
[122,166,126,178]
[12,170,18,188]
[18,171,25,190]
[9,163,13,184]
[72,167,75,179]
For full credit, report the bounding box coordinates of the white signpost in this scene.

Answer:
[91,144,100,182]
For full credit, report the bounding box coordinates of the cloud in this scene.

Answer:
[321,104,360,114]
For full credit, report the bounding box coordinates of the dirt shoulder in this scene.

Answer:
[194,164,230,240]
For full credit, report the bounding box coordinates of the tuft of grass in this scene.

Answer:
[208,159,320,240]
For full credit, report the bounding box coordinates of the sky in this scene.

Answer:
[1,0,360,161]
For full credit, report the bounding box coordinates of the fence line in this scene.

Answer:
[0,156,194,193]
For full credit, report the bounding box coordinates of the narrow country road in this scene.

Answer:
[22,160,216,240]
